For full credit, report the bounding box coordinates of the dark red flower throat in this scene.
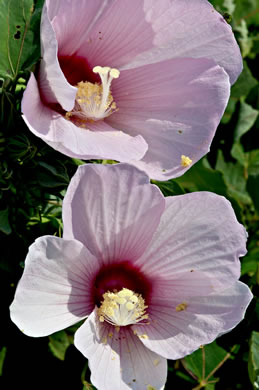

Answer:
[92,262,152,306]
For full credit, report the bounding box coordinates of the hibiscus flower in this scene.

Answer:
[22,0,242,180]
[10,164,252,390]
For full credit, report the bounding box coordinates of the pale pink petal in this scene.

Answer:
[47,0,111,57]
[38,3,77,110]
[74,310,167,390]
[124,0,242,84]
[150,270,223,300]
[108,57,230,180]
[51,0,154,69]
[134,281,253,359]
[22,74,147,161]
[135,193,247,286]
[63,164,165,263]
[10,236,98,337]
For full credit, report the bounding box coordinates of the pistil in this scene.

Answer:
[66,65,120,122]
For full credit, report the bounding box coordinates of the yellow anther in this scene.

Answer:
[176,302,188,312]
[181,155,192,167]
[98,288,148,327]
[117,297,126,305]
[126,302,135,310]
[118,288,134,298]
[130,295,138,304]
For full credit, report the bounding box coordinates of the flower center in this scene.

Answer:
[66,65,120,122]
[98,288,148,327]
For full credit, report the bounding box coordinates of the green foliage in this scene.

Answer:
[182,342,233,389]
[48,330,73,361]
[249,332,259,389]
[0,347,7,376]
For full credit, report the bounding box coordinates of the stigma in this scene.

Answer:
[66,66,120,122]
[98,288,148,327]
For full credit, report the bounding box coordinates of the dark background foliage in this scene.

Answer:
[0,0,258,389]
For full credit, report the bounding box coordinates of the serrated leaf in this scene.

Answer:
[0,208,11,234]
[0,0,43,81]
[248,331,259,390]
[48,330,72,361]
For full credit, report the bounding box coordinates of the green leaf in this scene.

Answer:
[248,150,259,175]
[216,150,251,205]
[234,0,259,25]
[234,102,259,142]
[183,342,229,383]
[175,158,228,196]
[48,330,72,361]
[223,0,236,14]
[241,248,259,276]
[0,0,43,81]
[235,19,253,57]
[248,331,259,390]
[37,161,70,188]
[247,174,259,213]
[0,208,11,234]
[0,346,7,376]
[231,62,257,99]
[231,142,247,166]
[221,97,237,124]
[152,179,185,197]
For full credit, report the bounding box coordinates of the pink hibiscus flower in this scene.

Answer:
[10,164,252,390]
[22,0,242,180]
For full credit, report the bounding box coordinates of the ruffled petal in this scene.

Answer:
[135,192,247,286]
[124,0,242,84]
[108,57,230,180]
[74,310,167,390]
[22,73,148,161]
[63,163,165,263]
[134,281,253,359]
[38,2,77,110]
[10,236,98,337]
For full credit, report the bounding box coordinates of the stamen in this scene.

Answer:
[98,287,148,327]
[66,65,120,122]
[176,302,188,311]
[181,155,192,167]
